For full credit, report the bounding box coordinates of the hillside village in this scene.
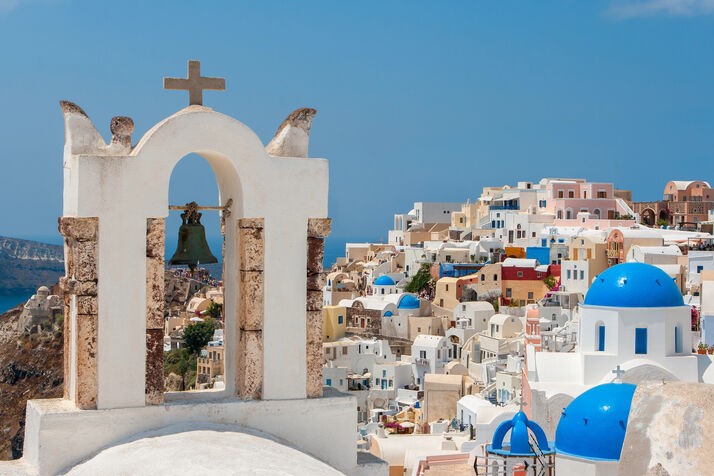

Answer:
[4,173,714,474]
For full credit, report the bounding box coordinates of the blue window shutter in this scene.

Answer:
[598,325,605,351]
[675,327,681,353]
[635,328,648,354]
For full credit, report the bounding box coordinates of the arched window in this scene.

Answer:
[593,208,601,217]
[557,210,563,219]
[595,321,605,351]
[674,325,682,353]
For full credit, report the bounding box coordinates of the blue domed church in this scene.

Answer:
[525,262,702,439]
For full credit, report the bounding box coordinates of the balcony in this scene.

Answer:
[490,204,519,211]
[415,358,430,366]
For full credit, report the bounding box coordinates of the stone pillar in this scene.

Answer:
[145,218,165,405]
[306,218,331,398]
[237,218,264,399]
[58,217,99,410]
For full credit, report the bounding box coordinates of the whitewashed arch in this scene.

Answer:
[63,105,328,407]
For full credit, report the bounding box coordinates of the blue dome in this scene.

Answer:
[584,263,683,308]
[487,411,553,457]
[555,383,636,461]
[398,294,420,309]
[374,275,395,286]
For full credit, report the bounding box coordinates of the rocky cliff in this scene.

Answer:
[0,305,63,460]
[0,237,64,294]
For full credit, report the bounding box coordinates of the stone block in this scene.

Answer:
[238,217,264,230]
[146,218,165,259]
[306,272,325,291]
[60,277,78,294]
[146,256,165,329]
[76,313,97,409]
[75,280,97,297]
[306,237,325,274]
[237,330,263,400]
[307,217,331,238]
[75,241,98,282]
[145,329,164,405]
[64,241,75,277]
[240,271,264,331]
[306,310,323,346]
[59,216,98,241]
[306,290,323,312]
[76,296,98,315]
[239,225,264,272]
[306,342,323,398]
[63,296,71,400]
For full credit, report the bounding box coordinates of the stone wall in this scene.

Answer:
[58,217,99,410]
[306,218,330,398]
[145,218,165,405]
[237,218,264,399]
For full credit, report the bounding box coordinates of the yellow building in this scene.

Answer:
[323,305,347,342]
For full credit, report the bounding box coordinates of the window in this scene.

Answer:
[635,328,648,354]
[338,315,343,324]
[568,190,575,198]
[494,274,498,281]
[382,369,386,377]
[580,270,584,280]
[506,288,512,298]
[675,326,682,353]
[446,284,449,291]
[567,270,572,279]
[420,350,426,359]
[528,292,534,300]
[517,271,523,278]
[342,346,348,355]
[326,378,332,386]
[697,266,704,273]
[598,325,605,351]
[558,191,564,198]
[481,275,485,282]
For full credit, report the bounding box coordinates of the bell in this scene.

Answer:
[169,202,218,270]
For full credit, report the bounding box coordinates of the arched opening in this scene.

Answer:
[164,154,225,394]
[641,208,655,226]
[449,335,461,359]
[595,320,605,352]
[565,208,573,220]
[592,208,601,218]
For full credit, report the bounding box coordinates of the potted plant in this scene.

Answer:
[697,343,707,355]
[708,345,714,355]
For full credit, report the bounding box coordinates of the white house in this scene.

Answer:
[456,395,517,446]
[411,334,451,388]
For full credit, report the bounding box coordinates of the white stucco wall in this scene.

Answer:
[63,106,328,406]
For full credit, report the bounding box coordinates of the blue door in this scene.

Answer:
[598,325,605,351]
[635,328,647,354]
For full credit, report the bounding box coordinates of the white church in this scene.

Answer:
[526,261,714,434]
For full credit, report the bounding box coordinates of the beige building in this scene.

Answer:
[323,305,347,342]
[421,373,472,426]
[196,344,223,382]
[433,273,480,310]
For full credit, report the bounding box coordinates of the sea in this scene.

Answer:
[0,235,371,314]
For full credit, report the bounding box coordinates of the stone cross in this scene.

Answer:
[612,364,625,383]
[515,395,528,412]
[164,60,226,106]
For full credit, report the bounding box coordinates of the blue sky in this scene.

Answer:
[0,0,713,246]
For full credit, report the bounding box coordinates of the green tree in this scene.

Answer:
[405,263,433,294]
[183,319,216,355]
[164,348,197,390]
[206,301,223,320]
